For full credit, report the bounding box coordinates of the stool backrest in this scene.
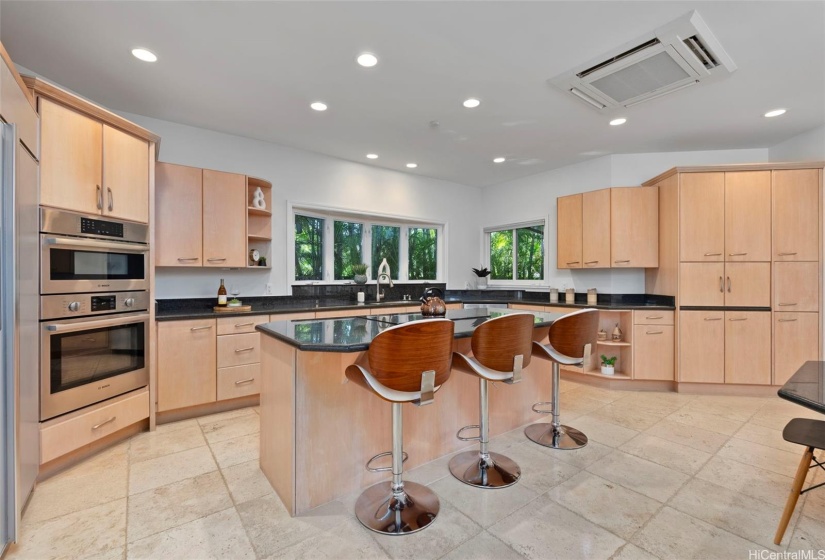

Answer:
[368,319,455,392]
[548,308,599,359]
[471,313,534,372]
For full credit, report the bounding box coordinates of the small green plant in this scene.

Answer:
[351,263,368,276]
[471,267,491,277]
[600,355,617,366]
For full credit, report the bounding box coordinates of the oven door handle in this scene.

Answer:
[44,236,149,253]
[44,313,149,333]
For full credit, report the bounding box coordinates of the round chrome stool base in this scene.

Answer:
[448,450,521,488]
[354,481,439,535]
[524,423,588,450]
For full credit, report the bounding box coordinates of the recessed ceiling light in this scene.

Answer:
[463,98,481,109]
[609,118,627,126]
[357,53,378,67]
[406,163,418,169]
[366,154,378,159]
[310,102,328,111]
[131,48,157,62]
[764,108,787,118]
[493,157,506,163]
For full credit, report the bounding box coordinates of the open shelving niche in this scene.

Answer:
[247,177,273,269]
[561,309,634,380]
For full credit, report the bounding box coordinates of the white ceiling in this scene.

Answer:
[2,1,823,187]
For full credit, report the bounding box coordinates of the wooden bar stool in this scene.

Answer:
[449,313,535,489]
[345,318,455,535]
[774,418,825,545]
[526,308,598,450]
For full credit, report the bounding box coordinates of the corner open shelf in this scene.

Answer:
[247,177,273,268]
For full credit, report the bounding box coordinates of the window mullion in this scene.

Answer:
[324,220,334,282]
[511,228,518,281]
[364,222,373,280]
[400,227,409,281]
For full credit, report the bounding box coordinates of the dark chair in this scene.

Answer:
[526,308,598,449]
[449,312,535,488]
[774,418,825,544]
[345,318,455,535]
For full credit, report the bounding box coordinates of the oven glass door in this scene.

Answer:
[41,235,148,293]
[41,312,149,420]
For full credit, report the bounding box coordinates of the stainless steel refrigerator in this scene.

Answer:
[0,117,40,548]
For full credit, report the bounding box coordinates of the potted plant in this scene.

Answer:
[352,263,368,285]
[600,355,617,375]
[472,267,491,289]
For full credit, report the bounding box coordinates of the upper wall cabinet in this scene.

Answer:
[773,169,820,262]
[557,186,658,270]
[27,77,159,224]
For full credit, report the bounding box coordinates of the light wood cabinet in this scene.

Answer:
[633,325,674,380]
[775,262,819,312]
[679,263,725,307]
[157,319,217,412]
[102,125,149,223]
[611,186,658,267]
[155,163,203,267]
[724,263,771,307]
[632,310,674,326]
[582,189,610,268]
[203,169,247,268]
[680,173,725,261]
[773,169,820,261]
[679,310,725,383]
[774,312,820,385]
[724,171,771,262]
[0,55,37,155]
[40,98,102,215]
[217,332,260,369]
[724,311,771,385]
[557,194,582,269]
[217,364,261,401]
[217,315,270,336]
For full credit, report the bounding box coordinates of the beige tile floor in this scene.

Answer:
[8,381,825,560]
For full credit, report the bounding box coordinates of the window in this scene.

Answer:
[291,206,443,283]
[486,221,545,282]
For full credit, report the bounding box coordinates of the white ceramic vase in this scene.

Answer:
[477,276,488,290]
[601,365,615,375]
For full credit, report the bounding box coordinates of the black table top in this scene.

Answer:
[778,361,825,415]
[256,307,562,353]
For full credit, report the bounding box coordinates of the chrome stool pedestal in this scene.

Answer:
[524,362,588,450]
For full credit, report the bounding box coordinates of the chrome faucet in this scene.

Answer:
[376,258,394,302]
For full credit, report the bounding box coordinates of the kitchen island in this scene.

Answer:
[256,307,562,515]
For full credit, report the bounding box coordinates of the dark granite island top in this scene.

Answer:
[256,307,563,352]
[779,361,825,416]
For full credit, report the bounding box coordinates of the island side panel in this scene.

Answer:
[260,336,297,515]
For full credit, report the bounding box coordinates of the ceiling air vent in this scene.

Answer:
[550,10,736,111]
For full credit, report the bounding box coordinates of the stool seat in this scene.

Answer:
[783,418,825,449]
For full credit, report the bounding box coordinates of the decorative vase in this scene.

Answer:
[601,365,615,375]
[477,276,488,290]
[612,323,622,341]
[252,187,266,209]
[354,274,368,285]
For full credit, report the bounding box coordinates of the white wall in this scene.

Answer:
[116,113,484,298]
[480,148,770,294]
[769,126,825,162]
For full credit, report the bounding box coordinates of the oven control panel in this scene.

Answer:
[80,217,124,238]
[40,291,149,320]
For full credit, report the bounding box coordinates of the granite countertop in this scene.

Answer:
[256,307,562,352]
[778,361,825,415]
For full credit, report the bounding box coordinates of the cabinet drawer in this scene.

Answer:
[217,363,261,401]
[633,310,674,325]
[218,332,260,368]
[774,313,820,385]
[41,389,149,464]
[775,262,819,312]
[633,325,674,380]
[217,314,270,335]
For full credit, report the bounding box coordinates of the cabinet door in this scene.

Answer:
[633,325,674,380]
[680,173,724,261]
[773,169,820,261]
[582,189,610,268]
[39,98,102,215]
[679,262,725,307]
[725,171,771,261]
[102,125,149,223]
[774,312,820,385]
[203,169,247,268]
[155,163,203,266]
[775,262,819,312]
[0,56,38,156]
[725,312,771,385]
[557,194,582,269]
[679,311,724,383]
[725,263,771,307]
[157,319,216,411]
[611,187,658,267]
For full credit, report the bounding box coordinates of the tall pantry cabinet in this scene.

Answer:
[644,164,822,387]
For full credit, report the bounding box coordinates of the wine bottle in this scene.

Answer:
[218,278,227,307]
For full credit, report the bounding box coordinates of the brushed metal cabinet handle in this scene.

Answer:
[728,318,747,321]
[778,252,798,256]
[234,378,255,385]
[207,257,227,262]
[778,319,798,322]
[92,416,116,430]
[719,276,724,293]
[96,185,102,209]
[234,347,255,353]
[584,261,599,265]
[190,325,213,331]
[778,303,797,306]
[727,277,731,292]
[566,261,580,265]
[704,317,722,321]
[645,316,663,320]
[704,252,722,256]
[614,260,630,264]
[235,322,254,327]
[646,330,664,335]
[107,187,113,211]
[728,252,747,256]
[177,257,199,262]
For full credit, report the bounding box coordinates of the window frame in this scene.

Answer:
[483,217,549,287]
[288,202,446,286]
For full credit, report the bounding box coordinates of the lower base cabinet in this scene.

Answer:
[217,363,261,400]
[157,319,217,412]
[774,312,820,385]
[679,311,725,383]
[633,325,675,380]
